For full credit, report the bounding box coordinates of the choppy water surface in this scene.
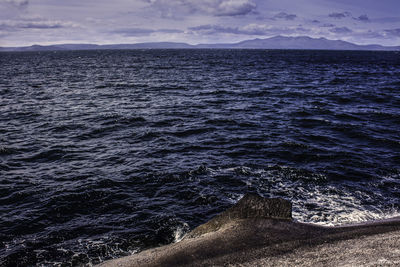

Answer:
[1,49,400,266]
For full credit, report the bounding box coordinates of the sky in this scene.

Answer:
[1,0,400,47]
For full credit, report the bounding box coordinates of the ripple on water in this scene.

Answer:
[0,50,399,266]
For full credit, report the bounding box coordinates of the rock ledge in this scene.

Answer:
[187,194,292,237]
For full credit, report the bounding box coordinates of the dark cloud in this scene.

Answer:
[322,23,335,28]
[311,20,320,24]
[0,20,77,30]
[189,24,241,34]
[214,0,256,16]
[354,14,369,22]
[145,0,256,17]
[272,12,297,21]
[384,28,400,37]
[329,26,352,34]
[2,0,28,8]
[328,12,351,19]
[112,28,183,36]
[19,22,63,29]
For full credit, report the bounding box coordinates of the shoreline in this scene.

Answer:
[98,194,400,266]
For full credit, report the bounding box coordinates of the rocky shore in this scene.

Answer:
[98,194,400,267]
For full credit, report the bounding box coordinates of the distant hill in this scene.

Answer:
[1,36,399,51]
[229,36,391,50]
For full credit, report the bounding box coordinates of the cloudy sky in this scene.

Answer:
[1,0,400,47]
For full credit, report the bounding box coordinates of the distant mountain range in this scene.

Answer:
[1,36,399,51]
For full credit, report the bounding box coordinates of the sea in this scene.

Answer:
[1,49,400,266]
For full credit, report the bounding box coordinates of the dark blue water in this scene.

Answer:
[1,49,400,266]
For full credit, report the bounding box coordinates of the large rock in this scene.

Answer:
[187,194,292,238]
